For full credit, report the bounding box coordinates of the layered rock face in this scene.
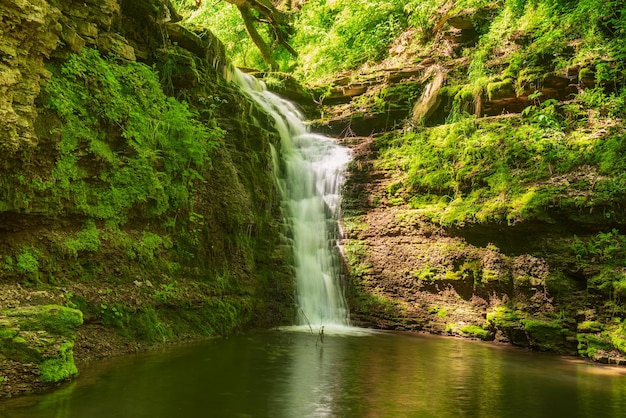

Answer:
[310,5,626,364]
[1,0,61,152]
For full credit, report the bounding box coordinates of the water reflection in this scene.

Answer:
[1,330,626,418]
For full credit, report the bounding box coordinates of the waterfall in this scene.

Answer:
[231,69,351,328]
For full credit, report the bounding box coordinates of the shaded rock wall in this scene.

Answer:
[0,0,294,397]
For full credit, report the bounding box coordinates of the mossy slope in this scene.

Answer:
[326,0,626,363]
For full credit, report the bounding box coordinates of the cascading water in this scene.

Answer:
[231,69,351,328]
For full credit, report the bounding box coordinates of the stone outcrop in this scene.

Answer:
[310,65,430,136]
[0,304,83,396]
[0,0,61,152]
[0,0,179,153]
[411,67,445,123]
[339,134,578,355]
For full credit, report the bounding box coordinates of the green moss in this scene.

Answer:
[43,47,221,227]
[455,86,475,102]
[578,321,604,333]
[380,82,424,110]
[0,336,41,363]
[521,319,572,352]
[486,306,521,328]
[577,333,612,358]
[376,109,626,226]
[460,325,492,340]
[486,78,513,100]
[16,248,39,275]
[0,328,19,340]
[576,322,626,358]
[6,306,83,338]
[128,307,172,343]
[343,241,372,279]
[353,292,401,318]
[39,342,78,383]
[432,306,447,318]
[0,305,83,371]
[415,266,437,281]
[65,220,101,257]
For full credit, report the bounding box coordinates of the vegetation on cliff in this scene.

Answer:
[0,0,294,397]
[317,0,626,362]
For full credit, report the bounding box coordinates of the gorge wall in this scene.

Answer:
[304,3,626,364]
[0,0,293,397]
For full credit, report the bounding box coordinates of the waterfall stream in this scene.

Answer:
[232,69,351,328]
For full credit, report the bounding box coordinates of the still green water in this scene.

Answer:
[1,328,625,418]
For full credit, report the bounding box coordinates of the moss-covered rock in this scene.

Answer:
[0,305,83,383]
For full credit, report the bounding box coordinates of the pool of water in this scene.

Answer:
[1,328,625,418]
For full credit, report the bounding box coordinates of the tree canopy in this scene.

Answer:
[223,0,297,69]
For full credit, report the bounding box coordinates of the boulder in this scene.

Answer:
[0,305,83,383]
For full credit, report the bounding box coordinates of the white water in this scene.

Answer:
[231,69,351,327]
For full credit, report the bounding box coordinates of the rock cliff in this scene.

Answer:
[309,3,626,364]
[0,0,293,397]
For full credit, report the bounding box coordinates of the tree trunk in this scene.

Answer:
[237,3,279,70]
[223,0,297,69]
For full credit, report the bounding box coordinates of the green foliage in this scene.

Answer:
[179,0,409,78]
[128,307,171,343]
[15,248,39,275]
[135,232,170,264]
[99,303,128,330]
[577,322,626,358]
[375,93,626,226]
[4,248,42,284]
[572,229,626,299]
[173,0,266,69]
[39,342,78,383]
[521,93,562,130]
[577,333,612,358]
[292,0,407,81]
[154,281,182,303]
[45,48,220,227]
[377,119,558,224]
[439,0,624,121]
[65,220,101,257]
[404,0,439,39]
[572,229,626,264]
